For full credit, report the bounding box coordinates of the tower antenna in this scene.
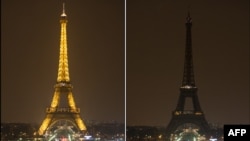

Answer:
[63,3,65,13]
[61,2,67,17]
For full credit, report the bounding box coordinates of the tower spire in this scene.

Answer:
[181,12,195,88]
[61,3,67,17]
[57,3,69,82]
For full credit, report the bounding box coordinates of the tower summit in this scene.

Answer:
[37,4,87,136]
[165,12,210,140]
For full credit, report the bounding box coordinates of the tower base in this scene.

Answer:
[38,108,87,135]
[166,112,211,140]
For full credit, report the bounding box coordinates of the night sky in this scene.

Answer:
[127,0,249,126]
[2,0,124,123]
[1,0,249,128]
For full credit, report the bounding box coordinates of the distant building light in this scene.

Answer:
[181,85,197,89]
[84,135,92,140]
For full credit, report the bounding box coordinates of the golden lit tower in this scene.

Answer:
[37,4,87,135]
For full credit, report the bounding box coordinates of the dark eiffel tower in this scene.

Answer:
[165,13,210,140]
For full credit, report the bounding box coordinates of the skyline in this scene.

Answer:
[2,0,250,127]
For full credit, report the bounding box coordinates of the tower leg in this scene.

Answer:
[38,114,53,135]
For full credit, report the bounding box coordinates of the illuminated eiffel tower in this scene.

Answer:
[37,4,87,135]
[165,12,210,140]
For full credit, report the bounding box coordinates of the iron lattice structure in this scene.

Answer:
[37,4,87,135]
[166,12,210,140]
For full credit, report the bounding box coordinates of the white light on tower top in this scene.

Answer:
[61,3,67,17]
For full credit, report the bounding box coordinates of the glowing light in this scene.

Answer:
[50,91,60,108]
[68,134,72,141]
[174,111,181,115]
[181,85,197,89]
[38,117,52,135]
[48,133,57,141]
[75,117,87,131]
[170,127,205,141]
[68,92,77,110]
[57,19,70,82]
[158,134,162,139]
[84,135,92,140]
[195,112,203,115]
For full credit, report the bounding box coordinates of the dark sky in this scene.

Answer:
[1,0,124,123]
[1,0,249,127]
[127,0,249,126]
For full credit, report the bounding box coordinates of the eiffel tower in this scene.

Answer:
[165,12,210,139]
[37,4,87,135]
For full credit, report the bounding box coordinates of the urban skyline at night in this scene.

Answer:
[2,0,249,130]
